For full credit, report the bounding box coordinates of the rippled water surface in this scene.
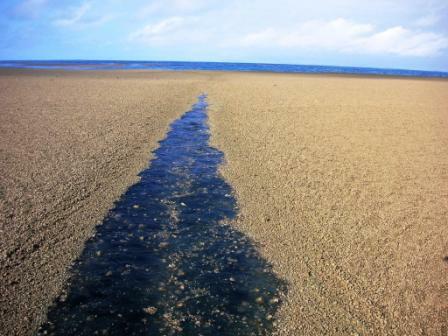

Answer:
[37,95,286,336]
[2,60,448,78]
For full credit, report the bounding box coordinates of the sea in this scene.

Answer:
[0,60,447,78]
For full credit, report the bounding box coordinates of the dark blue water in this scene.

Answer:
[36,95,286,336]
[1,60,447,78]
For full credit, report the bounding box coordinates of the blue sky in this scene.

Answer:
[1,0,447,71]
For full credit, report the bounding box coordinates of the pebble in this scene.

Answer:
[143,306,158,315]
[159,242,169,249]
[270,297,280,304]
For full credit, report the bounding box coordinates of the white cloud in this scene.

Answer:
[128,15,448,58]
[243,19,374,49]
[53,3,91,27]
[240,18,448,57]
[129,16,209,44]
[53,2,111,28]
[356,26,448,56]
[129,17,186,42]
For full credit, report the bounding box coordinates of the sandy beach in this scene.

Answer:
[207,73,448,335]
[1,69,447,335]
[0,69,207,335]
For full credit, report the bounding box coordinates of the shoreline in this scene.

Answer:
[2,67,448,82]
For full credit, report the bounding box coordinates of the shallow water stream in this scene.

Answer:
[37,95,286,335]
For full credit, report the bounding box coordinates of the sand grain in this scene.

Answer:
[1,70,447,335]
[0,69,207,335]
[208,73,448,335]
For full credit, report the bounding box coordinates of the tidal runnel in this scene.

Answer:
[37,94,286,336]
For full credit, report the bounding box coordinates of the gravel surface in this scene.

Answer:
[207,73,448,335]
[1,69,447,335]
[0,69,207,335]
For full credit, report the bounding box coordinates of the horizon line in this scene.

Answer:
[1,59,447,75]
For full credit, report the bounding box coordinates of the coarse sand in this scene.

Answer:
[0,69,208,335]
[207,73,448,335]
[1,69,447,335]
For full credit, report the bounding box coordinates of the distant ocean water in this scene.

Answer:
[0,60,447,78]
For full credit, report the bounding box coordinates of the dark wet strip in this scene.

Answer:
[37,95,286,336]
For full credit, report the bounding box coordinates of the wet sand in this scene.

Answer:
[1,69,448,335]
[0,69,207,335]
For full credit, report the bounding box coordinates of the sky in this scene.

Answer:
[1,0,448,71]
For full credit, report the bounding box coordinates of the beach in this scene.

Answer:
[0,69,207,335]
[1,69,447,335]
[207,73,448,335]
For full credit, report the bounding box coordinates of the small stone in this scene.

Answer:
[159,242,169,249]
[105,271,113,277]
[143,306,158,315]
[59,293,68,302]
[255,297,264,304]
[95,251,102,257]
[132,204,140,209]
[270,297,280,304]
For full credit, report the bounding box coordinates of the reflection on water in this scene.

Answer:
[37,95,286,336]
